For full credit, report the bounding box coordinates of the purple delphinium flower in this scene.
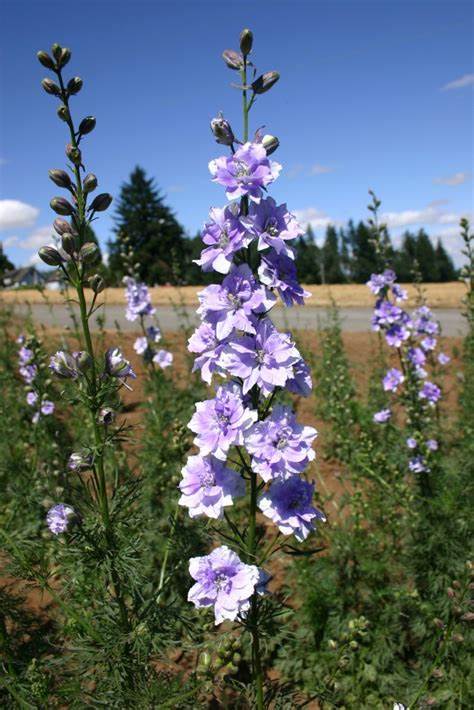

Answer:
[152,350,173,369]
[188,545,261,624]
[383,368,404,392]
[426,439,438,451]
[406,437,418,449]
[68,451,93,471]
[408,347,426,367]
[195,204,251,274]
[26,391,38,406]
[385,323,411,348]
[188,322,227,385]
[19,364,38,384]
[197,264,275,341]
[421,336,437,352]
[286,357,313,397]
[371,299,406,331]
[373,408,391,423]
[409,455,429,474]
[258,251,311,307]
[258,476,325,541]
[147,325,162,342]
[18,346,34,365]
[392,283,408,301]
[248,197,302,257]
[46,503,75,535]
[366,273,387,295]
[188,382,257,460]
[221,318,300,396]
[209,141,281,203]
[124,277,155,321]
[41,400,55,416]
[438,352,450,365]
[105,347,136,380]
[133,336,148,355]
[179,454,245,519]
[49,351,80,379]
[419,381,441,405]
[244,405,317,482]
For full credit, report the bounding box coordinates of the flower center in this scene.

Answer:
[234,160,250,178]
[276,436,288,450]
[256,348,266,364]
[227,293,242,309]
[214,572,231,591]
[265,218,279,236]
[199,467,215,488]
[219,229,230,248]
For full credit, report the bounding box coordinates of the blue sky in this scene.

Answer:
[1,0,472,268]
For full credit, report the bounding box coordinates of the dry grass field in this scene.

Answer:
[0,281,465,308]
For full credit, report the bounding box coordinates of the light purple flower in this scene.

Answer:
[197,264,275,341]
[209,141,281,202]
[385,324,410,348]
[383,368,404,392]
[49,351,80,379]
[68,451,93,471]
[248,197,302,257]
[18,346,34,365]
[366,273,386,295]
[179,454,245,519]
[421,336,437,352]
[19,364,38,384]
[286,357,313,397]
[133,336,148,355]
[188,382,257,460]
[258,251,311,307]
[408,347,426,367]
[258,476,325,541]
[188,545,261,624]
[195,204,251,274]
[419,381,441,405]
[124,277,155,321]
[245,405,317,482]
[409,456,429,473]
[392,283,408,301]
[26,391,38,407]
[147,325,162,343]
[188,322,227,384]
[105,347,136,380]
[373,408,391,423]
[41,400,55,416]
[406,437,417,449]
[153,349,173,369]
[438,352,450,365]
[221,318,300,396]
[46,503,75,535]
[426,439,438,451]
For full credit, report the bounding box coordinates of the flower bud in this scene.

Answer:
[61,233,76,256]
[89,274,105,293]
[41,78,61,96]
[53,218,72,235]
[252,71,280,94]
[38,246,64,266]
[83,173,98,193]
[79,242,99,264]
[48,169,72,189]
[67,76,83,95]
[66,143,82,165]
[210,113,234,146]
[58,47,71,68]
[78,116,96,135]
[261,134,279,155]
[51,43,63,60]
[57,104,70,122]
[98,407,115,425]
[68,450,92,471]
[88,193,112,212]
[239,29,253,57]
[37,50,55,70]
[50,196,74,216]
[222,49,243,70]
[75,350,93,372]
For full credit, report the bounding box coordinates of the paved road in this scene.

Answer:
[10,303,467,336]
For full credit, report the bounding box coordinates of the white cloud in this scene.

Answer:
[17,225,55,250]
[381,203,462,230]
[311,163,334,175]
[441,73,474,91]
[167,184,184,193]
[2,235,18,248]
[287,164,304,179]
[0,200,39,231]
[294,207,336,232]
[434,171,470,186]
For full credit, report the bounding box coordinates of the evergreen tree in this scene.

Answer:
[322,225,345,283]
[415,229,437,282]
[294,226,322,283]
[0,243,14,284]
[395,231,418,281]
[434,239,457,281]
[350,221,378,282]
[108,166,186,284]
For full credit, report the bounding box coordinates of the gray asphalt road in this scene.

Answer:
[10,303,468,336]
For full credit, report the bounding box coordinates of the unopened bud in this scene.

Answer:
[261,134,279,155]
[41,78,61,96]
[79,242,99,263]
[252,71,280,95]
[83,173,98,193]
[50,196,74,216]
[67,76,83,95]
[53,218,72,235]
[51,43,63,60]
[57,104,70,122]
[210,113,234,146]
[452,633,464,643]
[68,450,93,471]
[78,116,96,135]
[48,169,72,189]
[75,351,93,372]
[66,143,82,165]
[89,274,105,293]
[239,29,253,57]
[38,246,64,266]
[88,193,112,212]
[447,587,456,599]
[98,407,115,425]
[58,47,71,68]
[37,51,55,70]
[222,49,243,70]
[61,233,76,256]
[433,618,444,629]
[461,611,474,623]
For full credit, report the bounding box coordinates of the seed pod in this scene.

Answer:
[222,49,243,70]
[239,29,253,56]
[51,43,62,60]
[261,134,279,155]
[210,113,234,146]
[66,143,82,165]
[61,233,76,256]
[79,242,99,263]
[41,78,61,96]
[67,76,83,95]
[38,246,64,266]
[58,47,71,68]
[57,104,70,122]
[50,197,74,215]
[37,50,55,70]
[53,218,72,235]
[251,71,280,94]
[89,274,105,293]
[48,169,72,189]
[83,173,98,194]
[78,116,96,135]
[88,193,112,212]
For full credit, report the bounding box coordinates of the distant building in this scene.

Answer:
[2,266,64,290]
